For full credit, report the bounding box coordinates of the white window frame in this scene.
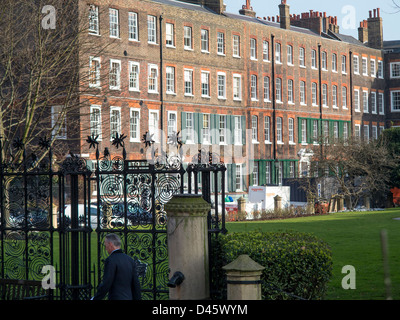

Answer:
[128,12,139,41]
[353,55,360,74]
[250,38,257,60]
[90,105,102,140]
[251,115,258,143]
[130,108,140,142]
[332,53,337,72]
[217,72,226,99]
[264,116,271,143]
[379,92,385,114]
[332,85,338,108]
[391,90,400,112]
[370,59,376,78]
[110,106,121,140]
[371,91,377,114]
[276,78,282,103]
[89,5,99,35]
[378,60,384,78]
[233,35,241,58]
[364,124,370,142]
[233,74,242,101]
[201,29,209,53]
[299,47,305,67]
[89,56,101,88]
[363,90,369,113]
[287,45,293,65]
[234,115,242,145]
[264,76,270,102]
[342,86,347,109]
[167,111,177,140]
[147,15,157,44]
[165,66,175,94]
[288,118,294,144]
[109,8,119,38]
[287,79,294,104]
[51,105,67,140]
[201,71,210,98]
[301,119,307,145]
[184,69,193,96]
[277,117,283,143]
[235,164,243,191]
[109,59,121,90]
[251,75,258,101]
[149,110,159,142]
[311,50,317,69]
[219,114,226,144]
[263,41,269,61]
[165,23,174,47]
[321,51,327,71]
[275,43,281,64]
[184,26,193,50]
[300,81,306,105]
[129,61,140,92]
[354,124,361,139]
[185,112,195,144]
[390,62,400,79]
[362,57,368,76]
[322,84,328,107]
[202,113,211,145]
[354,89,360,112]
[217,32,225,55]
[312,82,318,106]
[341,55,347,74]
[148,64,158,93]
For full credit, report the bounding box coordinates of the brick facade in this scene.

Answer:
[71,0,395,193]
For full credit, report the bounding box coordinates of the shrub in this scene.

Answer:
[214,230,333,300]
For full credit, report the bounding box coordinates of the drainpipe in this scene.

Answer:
[159,15,164,153]
[349,50,354,136]
[271,35,278,184]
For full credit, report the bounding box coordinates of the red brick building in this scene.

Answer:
[65,0,393,195]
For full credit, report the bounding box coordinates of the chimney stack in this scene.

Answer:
[367,8,383,49]
[279,0,290,30]
[239,0,256,17]
[358,20,368,43]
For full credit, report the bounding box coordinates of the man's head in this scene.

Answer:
[104,234,121,254]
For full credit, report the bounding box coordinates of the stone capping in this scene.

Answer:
[223,254,265,273]
[164,194,211,216]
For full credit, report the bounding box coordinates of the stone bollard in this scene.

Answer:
[164,194,211,300]
[237,196,246,220]
[364,196,370,210]
[337,195,344,211]
[274,195,282,213]
[222,255,265,300]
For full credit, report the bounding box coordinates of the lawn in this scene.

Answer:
[225,208,400,300]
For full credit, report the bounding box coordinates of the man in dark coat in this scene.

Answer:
[92,234,141,300]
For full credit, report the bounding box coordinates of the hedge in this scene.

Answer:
[212,230,333,300]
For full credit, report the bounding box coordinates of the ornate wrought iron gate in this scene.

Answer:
[0,137,226,300]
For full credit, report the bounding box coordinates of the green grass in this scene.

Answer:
[225,208,400,300]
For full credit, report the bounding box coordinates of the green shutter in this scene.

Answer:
[210,114,217,144]
[194,113,200,144]
[259,160,266,186]
[181,112,187,144]
[241,115,246,145]
[242,162,247,191]
[298,118,302,143]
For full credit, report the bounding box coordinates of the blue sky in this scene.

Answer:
[224,0,399,40]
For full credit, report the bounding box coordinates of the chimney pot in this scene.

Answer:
[377,8,380,17]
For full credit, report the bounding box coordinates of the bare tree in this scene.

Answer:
[0,0,113,167]
[305,136,398,210]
